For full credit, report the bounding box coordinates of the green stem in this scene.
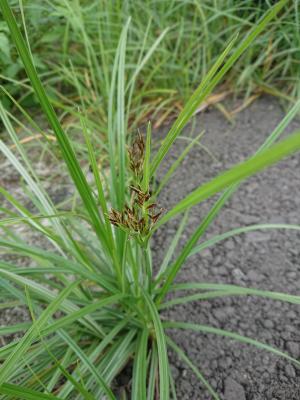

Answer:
[143,245,152,293]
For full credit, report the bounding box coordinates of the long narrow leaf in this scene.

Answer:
[0,265,105,337]
[147,342,158,400]
[0,0,111,254]
[164,321,300,367]
[156,211,189,280]
[156,98,300,300]
[150,35,237,176]
[169,282,300,304]
[58,319,129,398]
[132,329,148,400]
[0,280,79,385]
[143,291,169,400]
[0,383,62,400]
[157,130,300,227]
[190,223,300,256]
[167,336,220,400]
[150,0,288,175]
[58,330,116,400]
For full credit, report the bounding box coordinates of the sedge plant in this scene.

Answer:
[1,0,300,399]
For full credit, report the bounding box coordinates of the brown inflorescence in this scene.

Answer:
[108,132,163,240]
[108,185,163,238]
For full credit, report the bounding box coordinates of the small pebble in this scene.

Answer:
[286,342,300,358]
[285,364,296,378]
[224,377,246,400]
[263,319,274,329]
[247,269,263,282]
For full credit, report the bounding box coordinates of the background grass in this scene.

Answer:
[1,0,299,129]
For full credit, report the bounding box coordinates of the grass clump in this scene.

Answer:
[0,1,300,399]
[1,1,300,131]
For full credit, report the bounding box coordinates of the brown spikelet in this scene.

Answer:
[149,208,164,224]
[128,132,145,177]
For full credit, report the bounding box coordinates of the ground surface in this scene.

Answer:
[153,96,300,399]
[1,96,300,399]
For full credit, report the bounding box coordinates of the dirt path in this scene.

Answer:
[153,96,300,399]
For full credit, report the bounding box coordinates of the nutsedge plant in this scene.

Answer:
[1,1,300,399]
